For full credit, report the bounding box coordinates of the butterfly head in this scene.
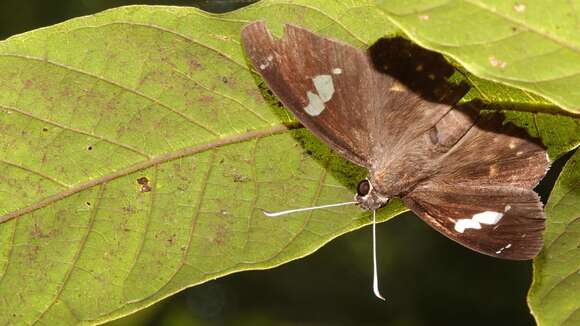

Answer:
[355,179,390,211]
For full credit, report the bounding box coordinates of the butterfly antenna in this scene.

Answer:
[372,209,386,301]
[262,201,357,217]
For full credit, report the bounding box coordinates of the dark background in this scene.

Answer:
[2,1,568,325]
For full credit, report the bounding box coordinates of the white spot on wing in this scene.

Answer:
[472,211,504,225]
[419,14,429,21]
[454,219,482,233]
[259,55,275,70]
[332,68,342,75]
[312,74,334,102]
[304,91,325,116]
[495,243,512,255]
[454,211,503,233]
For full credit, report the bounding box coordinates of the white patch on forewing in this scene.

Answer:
[304,91,325,116]
[312,74,335,102]
[303,74,336,116]
[332,68,342,75]
[259,55,275,70]
[454,211,504,233]
[495,243,512,255]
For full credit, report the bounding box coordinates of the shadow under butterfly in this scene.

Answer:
[240,22,549,300]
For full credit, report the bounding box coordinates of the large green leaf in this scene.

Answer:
[0,1,577,324]
[528,150,580,326]
[0,2,406,325]
[378,0,580,114]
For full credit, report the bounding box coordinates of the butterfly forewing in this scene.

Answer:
[241,22,469,168]
[241,22,376,166]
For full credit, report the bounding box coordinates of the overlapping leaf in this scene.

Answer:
[528,150,580,326]
[378,0,580,114]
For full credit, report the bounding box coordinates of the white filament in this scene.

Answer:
[262,201,357,217]
[372,209,386,301]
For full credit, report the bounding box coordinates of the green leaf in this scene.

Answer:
[0,2,405,324]
[456,72,580,160]
[0,1,577,324]
[528,150,580,326]
[377,0,580,114]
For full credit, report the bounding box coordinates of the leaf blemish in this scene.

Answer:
[513,3,526,12]
[137,177,152,192]
[489,56,507,69]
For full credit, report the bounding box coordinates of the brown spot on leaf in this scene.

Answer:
[137,177,152,192]
[42,127,48,132]
[199,95,214,103]
[213,224,226,245]
[234,174,248,182]
[189,58,203,71]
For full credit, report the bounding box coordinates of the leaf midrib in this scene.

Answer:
[0,124,296,223]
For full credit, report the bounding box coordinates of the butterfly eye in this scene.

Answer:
[357,180,371,197]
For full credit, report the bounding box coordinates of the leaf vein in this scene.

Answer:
[0,159,69,188]
[0,124,294,224]
[0,104,150,159]
[31,183,105,324]
[0,54,220,137]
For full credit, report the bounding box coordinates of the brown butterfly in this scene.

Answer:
[241,22,549,298]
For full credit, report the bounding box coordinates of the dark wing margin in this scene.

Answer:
[241,21,377,166]
[404,184,545,260]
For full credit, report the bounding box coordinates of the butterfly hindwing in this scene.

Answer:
[403,183,544,260]
[398,114,549,260]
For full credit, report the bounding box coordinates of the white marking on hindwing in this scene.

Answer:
[303,74,335,116]
[332,67,342,75]
[454,211,504,233]
[495,243,512,255]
